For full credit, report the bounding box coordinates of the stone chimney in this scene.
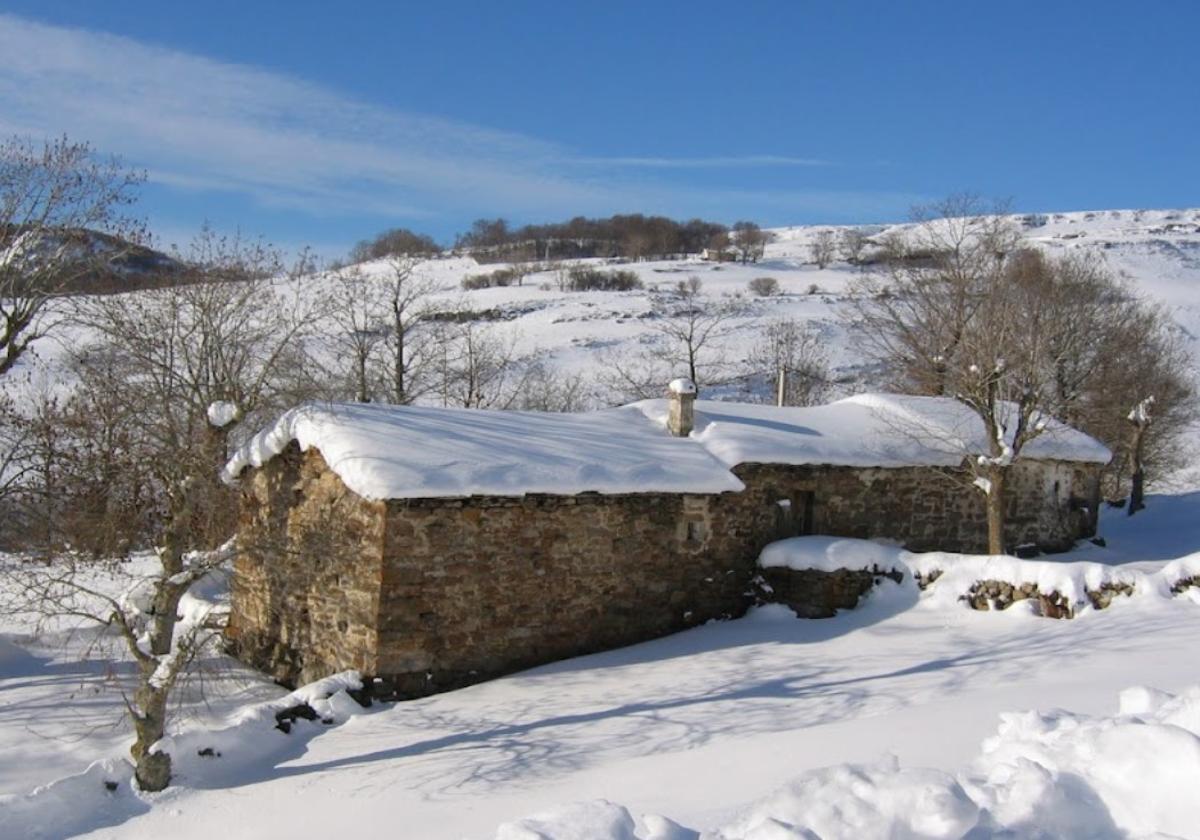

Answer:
[667,378,697,437]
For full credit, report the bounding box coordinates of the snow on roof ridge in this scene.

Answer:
[834,392,1111,465]
[222,400,744,501]
[224,394,1109,501]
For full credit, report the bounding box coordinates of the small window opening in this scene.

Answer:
[775,492,815,537]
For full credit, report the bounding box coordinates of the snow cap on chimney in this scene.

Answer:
[667,378,696,437]
[668,378,697,396]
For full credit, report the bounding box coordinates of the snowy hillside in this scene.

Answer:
[1,227,184,293]
[14,207,1200,409]
[313,207,1200,409]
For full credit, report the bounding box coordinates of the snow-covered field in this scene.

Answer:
[2,208,1200,838]
[3,502,1200,839]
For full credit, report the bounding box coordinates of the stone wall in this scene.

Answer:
[721,460,1099,555]
[226,448,1100,695]
[225,445,386,685]
[373,491,753,697]
[759,566,904,618]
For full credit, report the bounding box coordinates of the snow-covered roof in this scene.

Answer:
[221,402,744,501]
[629,393,1112,470]
[224,394,1110,501]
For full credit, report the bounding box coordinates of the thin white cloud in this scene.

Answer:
[576,155,830,168]
[0,13,914,233]
[0,13,612,219]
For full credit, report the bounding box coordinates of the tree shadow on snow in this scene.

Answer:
[169,585,1189,802]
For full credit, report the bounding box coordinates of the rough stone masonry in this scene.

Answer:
[225,448,1099,697]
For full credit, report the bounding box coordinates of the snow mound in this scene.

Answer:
[968,684,1200,838]
[712,758,979,839]
[759,536,1200,614]
[494,800,696,840]
[493,685,1200,839]
[0,758,145,840]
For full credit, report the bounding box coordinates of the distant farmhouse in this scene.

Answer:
[221,385,1108,697]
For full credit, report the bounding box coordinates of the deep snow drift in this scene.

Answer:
[494,680,1200,839]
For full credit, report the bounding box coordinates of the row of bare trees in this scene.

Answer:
[847,195,1196,550]
[599,275,832,406]
[455,213,730,263]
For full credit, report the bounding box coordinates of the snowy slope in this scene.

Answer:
[4,515,1200,838]
[11,207,1200,416]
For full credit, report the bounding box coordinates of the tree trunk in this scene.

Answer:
[985,468,1006,555]
[1129,421,1147,516]
[356,353,368,403]
[392,308,406,404]
[131,680,172,791]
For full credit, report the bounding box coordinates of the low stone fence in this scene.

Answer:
[759,552,1200,621]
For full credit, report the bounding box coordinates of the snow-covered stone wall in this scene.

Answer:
[225,444,386,684]
[727,459,1100,556]
[224,445,1102,694]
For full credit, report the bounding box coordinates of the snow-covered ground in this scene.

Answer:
[2,208,1199,838]
[3,499,1200,839]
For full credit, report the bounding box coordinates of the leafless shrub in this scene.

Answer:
[748,277,780,297]
[565,267,642,292]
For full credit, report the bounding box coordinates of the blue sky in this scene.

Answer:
[1,1,1196,258]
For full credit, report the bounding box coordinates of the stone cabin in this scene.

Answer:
[221,385,1108,697]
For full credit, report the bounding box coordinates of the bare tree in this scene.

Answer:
[838,228,869,264]
[849,195,1019,396]
[847,196,1093,553]
[0,391,49,547]
[429,319,536,409]
[514,363,595,412]
[17,228,319,790]
[746,319,831,406]
[377,257,438,404]
[1126,397,1153,515]
[647,276,743,392]
[809,229,838,269]
[1055,295,1196,505]
[323,267,387,402]
[0,135,144,376]
[706,228,732,260]
[731,221,769,264]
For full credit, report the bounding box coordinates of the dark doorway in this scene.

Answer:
[774,491,815,538]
